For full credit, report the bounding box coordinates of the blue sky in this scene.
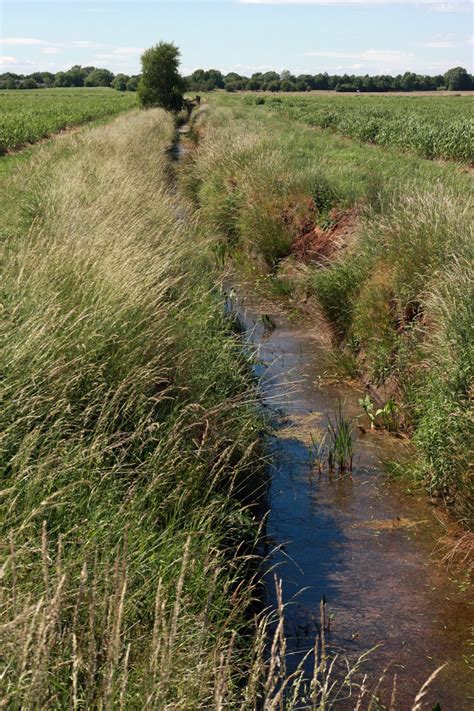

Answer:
[1,0,473,77]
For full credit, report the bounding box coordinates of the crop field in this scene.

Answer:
[242,94,474,163]
[0,87,137,153]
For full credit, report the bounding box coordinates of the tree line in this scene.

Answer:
[1,64,472,93]
[185,66,473,92]
[0,65,140,91]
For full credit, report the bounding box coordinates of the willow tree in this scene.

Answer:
[138,41,185,112]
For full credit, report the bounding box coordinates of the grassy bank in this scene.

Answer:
[184,98,473,527]
[0,109,268,707]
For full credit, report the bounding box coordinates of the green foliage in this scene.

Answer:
[138,41,185,111]
[0,87,137,153]
[444,66,472,91]
[359,395,399,431]
[185,68,224,92]
[112,73,130,91]
[84,67,114,87]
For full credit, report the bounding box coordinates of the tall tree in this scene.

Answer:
[443,67,472,91]
[138,41,185,111]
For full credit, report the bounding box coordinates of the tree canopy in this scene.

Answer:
[138,42,185,111]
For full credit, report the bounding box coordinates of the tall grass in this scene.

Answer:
[311,190,473,523]
[186,100,473,527]
[0,109,267,707]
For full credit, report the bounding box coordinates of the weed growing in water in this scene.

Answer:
[310,430,327,477]
[309,405,355,477]
[327,403,355,475]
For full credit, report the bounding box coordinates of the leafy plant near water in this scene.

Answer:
[359,394,399,431]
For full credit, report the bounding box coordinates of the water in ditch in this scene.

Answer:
[229,282,472,710]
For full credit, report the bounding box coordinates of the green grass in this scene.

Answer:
[240,93,474,163]
[186,97,473,526]
[0,108,266,707]
[0,87,137,153]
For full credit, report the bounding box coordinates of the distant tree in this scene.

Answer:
[313,73,329,90]
[392,75,403,91]
[84,68,114,87]
[54,72,69,88]
[247,76,262,91]
[443,67,472,91]
[126,76,140,91]
[297,74,315,90]
[112,74,130,91]
[186,68,224,92]
[30,72,45,85]
[40,71,55,87]
[18,78,38,89]
[224,73,246,91]
[138,42,185,110]
[400,72,419,91]
[267,79,281,92]
[335,82,356,93]
[1,77,17,89]
[65,65,87,87]
[295,80,311,92]
[207,69,224,89]
[262,71,280,83]
[280,79,295,92]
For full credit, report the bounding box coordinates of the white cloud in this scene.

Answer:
[305,49,415,62]
[69,41,104,49]
[0,55,18,66]
[0,37,48,46]
[239,0,473,9]
[423,40,455,47]
[41,47,63,55]
[112,47,144,55]
[431,2,472,11]
[240,0,470,3]
[228,62,281,73]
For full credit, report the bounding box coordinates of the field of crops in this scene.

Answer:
[248,94,474,163]
[0,87,137,153]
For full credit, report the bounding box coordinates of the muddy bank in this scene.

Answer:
[228,281,473,710]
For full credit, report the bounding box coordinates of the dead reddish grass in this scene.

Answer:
[291,207,359,264]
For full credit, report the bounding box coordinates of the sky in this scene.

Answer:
[1,0,473,77]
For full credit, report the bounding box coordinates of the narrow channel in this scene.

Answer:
[230,283,472,710]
